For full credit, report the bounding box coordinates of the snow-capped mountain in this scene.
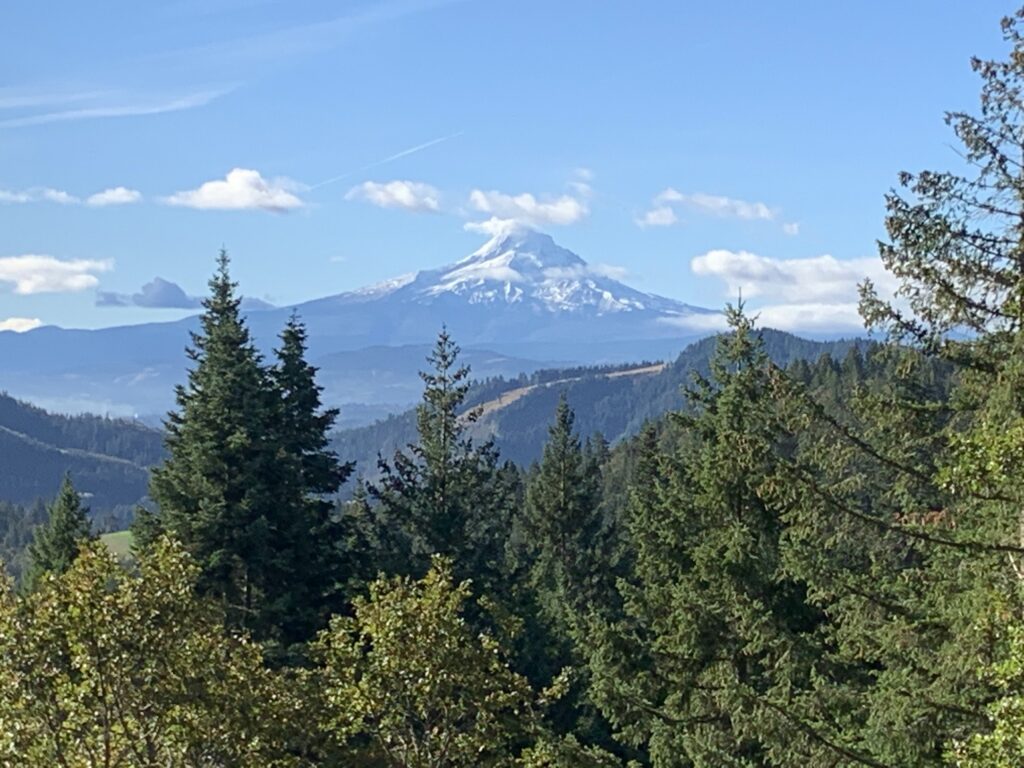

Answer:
[0,229,716,418]
[293,227,712,343]
[356,228,690,314]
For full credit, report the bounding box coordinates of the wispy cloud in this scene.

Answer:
[345,180,441,212]
[659,189,777,221]
[164,168,304,212]
[0,89,229,129]
[637,188,797,234]
[0,88,114,110]
[635,206,677,228]
[153,0,468,75]
[0,317,43,333]
[0,255,112,294]
[0,187,79,205]
[0,185,142,207]
[312,131,463,190]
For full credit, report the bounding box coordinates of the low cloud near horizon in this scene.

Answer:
[668,248,897,333]
[97,276,275,311]
[0,317,43,333]
[0,254,112,294]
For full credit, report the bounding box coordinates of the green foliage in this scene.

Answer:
[954,623,1024,766]
[316,556,540,767]
[150,252,351,648]
[0,391,162,514]
[0,497,47,582]
[24,474,94,591]
[522,394,608,629]
[0,538,311,767]
[586,309,849,767]
[367,329,518,599]
[150,250,285,636]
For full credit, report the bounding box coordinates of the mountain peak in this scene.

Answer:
[460,226,585,273]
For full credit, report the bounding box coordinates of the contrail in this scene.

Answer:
[311,131,463,190]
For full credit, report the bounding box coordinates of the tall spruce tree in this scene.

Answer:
[368,328,517,600]
[267,314,354,647]
[150,251,287,638]
[836,7,1024,761]
[523,395,607,631]
[24,475,93,590]
[586,309,855,767]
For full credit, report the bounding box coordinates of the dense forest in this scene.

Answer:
[8,8,1024,767]
[0,391,162,512]
[332,330,868,470]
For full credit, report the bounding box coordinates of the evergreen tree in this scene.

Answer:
[150,250,284,637]
[24,474,93,590]
[587,309,849,767]
[523,394,607,630]
[841,8,1024,760]
[368,328,517,599]
[267,314,354,647]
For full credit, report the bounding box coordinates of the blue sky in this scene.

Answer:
[0,0,1012,332]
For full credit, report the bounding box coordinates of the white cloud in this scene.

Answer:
[659,303,867,333]
[87,186,142,206]
[39,188,79,204]
[677,248,901,333]
[164,168,304,212]
[640,188,798,233]
[635,205,678,228]
[0,317,43,333]
[0,185,141,207]
[690,249,895,303]
[0,254,112,294]
[567,167,594,197]
[753,302,864,331]
[0,187,79,204]
[658,189,776,221]
[468,188,588,228]
[345,180,441,213]
[463,217,519,236]
[0,190,32,204]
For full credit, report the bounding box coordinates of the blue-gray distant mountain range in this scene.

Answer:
[0,229,716,420]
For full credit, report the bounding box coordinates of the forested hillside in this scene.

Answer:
[0,392,162,513]
[333,329,867,469]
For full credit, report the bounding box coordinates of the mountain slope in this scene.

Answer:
[0,392,162,514]
[332,329,869,471]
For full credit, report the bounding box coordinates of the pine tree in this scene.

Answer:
[586,309,848,767]
[149,250,282,636]
[840,8,1024,760]
[368,328,517,599]
[523,394,606,630]
[24,474,93,590]
[267,314,354,647]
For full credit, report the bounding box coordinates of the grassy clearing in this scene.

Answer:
[101,530,134,559]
